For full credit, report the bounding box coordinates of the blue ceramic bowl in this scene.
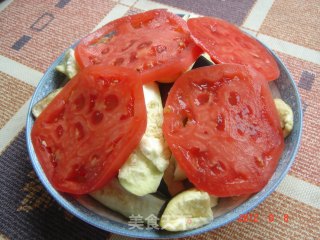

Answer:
[26,38,303,238]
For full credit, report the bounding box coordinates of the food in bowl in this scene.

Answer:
[29,9,294,232]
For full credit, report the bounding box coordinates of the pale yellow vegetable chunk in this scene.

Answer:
[55,49,79,78]
[118,82,170,196]
[274,99,294,138]
[160,188,215,231]
[90,178,165,220]
[31,88,62,118]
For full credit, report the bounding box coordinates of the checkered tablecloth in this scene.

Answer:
[0,0,319,239]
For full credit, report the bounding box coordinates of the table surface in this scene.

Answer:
[0,0,319,239]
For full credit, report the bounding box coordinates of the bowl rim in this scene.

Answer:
[25,36,303,239]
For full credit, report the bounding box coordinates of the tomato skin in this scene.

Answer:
[163,64,284,197]
[75,9,202,84]
[187,17,280,81]
[31,66,147,194]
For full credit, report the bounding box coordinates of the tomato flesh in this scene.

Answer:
[75,9,202,83]
[187,17,280,81]
[163,64,284,197]
[31,66,147,194]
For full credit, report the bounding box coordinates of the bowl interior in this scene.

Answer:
[26,44,302,238]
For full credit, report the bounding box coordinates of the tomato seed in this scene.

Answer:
[50,153,57,167]
[89,56,102,64]
[101,47,110,54]
[74,165,87,179]
[105,94,119,111]
[240,105,253,118]
[92,111,104,124]
[210,161,225,175]
[249,52,260,58]
[39,138,47,148]
[254,156,265,168]
[262,152,272,163]
[113,57,124,66]
[137,41,152,49]
[75,122,84,140]
[147,62,154,68]
[178,95,187,109]
[97,77,109,87]
[237,128,245,136]
[209,25,217,33]
[121,40,136,51]
[196,93,209,105]
[56,125,64,138]
[182,117,188,127]
[228,91,240,106]
[179,41,186,48]
[129,51,137,62]
[173,26,184,33]
[50,107,65,123]
[192,81,211,91]
[154,45,167,54]
[88,95,97,113]
[235,173,249,181]
[120,97,135,120]
[216,114,225,131]
[46,146,53,154]
[74,94,85,111]
[90,155,99,167]
[136,67,143,73]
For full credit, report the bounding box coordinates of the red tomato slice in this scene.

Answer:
[31,66,147,194]
[163,64,284,197]
[187,17,280,81]
[75,9,202,84]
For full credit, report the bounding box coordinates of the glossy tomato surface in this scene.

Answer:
[188,17,280,81]
[31,65,147,194]
[75,9,202,83]
[163,64,284,197]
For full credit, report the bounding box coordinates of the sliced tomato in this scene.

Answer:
[163,64,284,197]
[31,66,147,194]
[187,17,280,81]
[75,9,202,84]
